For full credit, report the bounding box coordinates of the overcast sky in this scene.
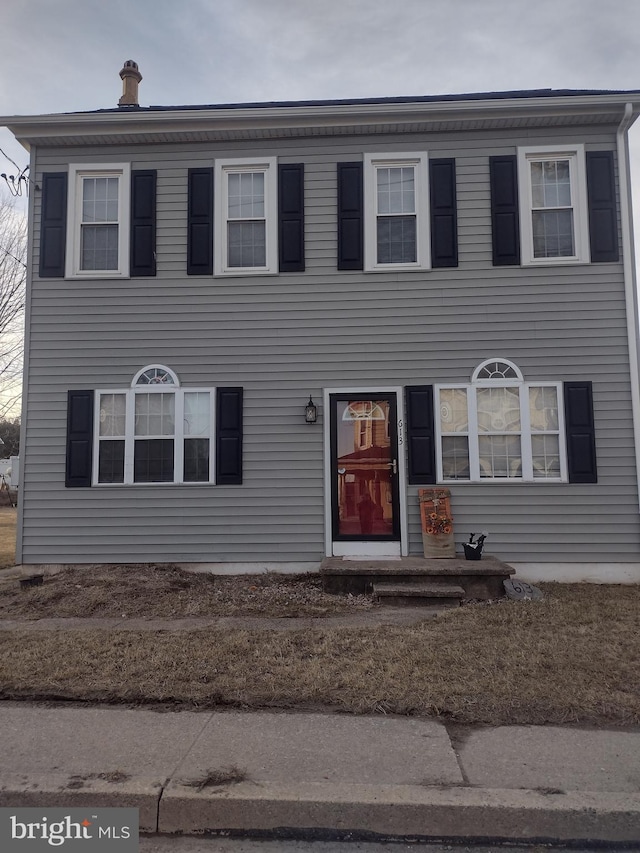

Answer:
[1,0,640,229]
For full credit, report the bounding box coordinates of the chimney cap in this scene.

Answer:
[118,60,142,107]
[119,60,142,82]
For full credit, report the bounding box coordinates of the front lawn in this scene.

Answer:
[0,507,16,568]
[0,567,637,727]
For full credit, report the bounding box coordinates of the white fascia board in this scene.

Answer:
[2,93,639,146]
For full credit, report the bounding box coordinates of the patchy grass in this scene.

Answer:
[0,507,16,568]
[0,564,374,619]
[0,582,638,726]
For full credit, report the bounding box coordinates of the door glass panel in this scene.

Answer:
[335,399,393,537]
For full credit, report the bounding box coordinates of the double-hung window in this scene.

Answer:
[214,157,277,275]
[436,359,567,482]
[66,164,130,277]
[364,153,430,271]
[518,145,589,265]
[95,366,214,485]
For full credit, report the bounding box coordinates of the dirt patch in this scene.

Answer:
[65,771,132,789]
[179,766,248,791]
[0,564,375,619]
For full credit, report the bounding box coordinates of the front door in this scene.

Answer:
[329,393,401,547]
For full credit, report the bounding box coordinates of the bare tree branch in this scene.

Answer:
[0,192,26,417]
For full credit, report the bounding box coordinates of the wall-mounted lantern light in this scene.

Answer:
[305,395,318,424]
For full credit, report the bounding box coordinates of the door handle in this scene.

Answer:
[388,459,398,475]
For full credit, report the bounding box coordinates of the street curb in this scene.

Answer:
[2,777,639,843]
[159,782,640,843]
[0,774,161,832]
[158,782,640,842]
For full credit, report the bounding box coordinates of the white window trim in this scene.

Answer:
[364,152,430,272]
[66,163,131,279]
[517,144,589,266]
[93,383,216,486]
[435,376,567,484]
[214,156,277,276]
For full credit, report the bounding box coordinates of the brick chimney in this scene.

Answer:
[118,60,142,107]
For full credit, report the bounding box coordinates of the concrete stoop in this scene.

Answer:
[372,581,465,608]
[320,554,514,604]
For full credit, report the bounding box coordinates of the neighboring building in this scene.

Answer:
[3,65,640,581]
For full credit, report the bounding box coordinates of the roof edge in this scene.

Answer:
[2,89,639,147]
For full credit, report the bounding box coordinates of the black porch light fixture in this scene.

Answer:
[304,395,318,424]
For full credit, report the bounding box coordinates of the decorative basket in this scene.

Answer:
[422,531,456,558]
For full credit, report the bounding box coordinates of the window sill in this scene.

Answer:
[365,265,431,273]
[214,269,278,277]
[66,271,130,280]
[93,481,216,487]
[520,258,590,268]
[438,478,567,485]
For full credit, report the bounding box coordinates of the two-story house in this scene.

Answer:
[3,64,640,582]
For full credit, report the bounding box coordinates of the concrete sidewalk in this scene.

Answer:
[0,703,638,844]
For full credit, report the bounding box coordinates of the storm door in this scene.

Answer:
[329,394,401,542]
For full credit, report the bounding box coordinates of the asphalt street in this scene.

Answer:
[139,838,638,853]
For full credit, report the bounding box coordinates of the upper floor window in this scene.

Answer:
[364,153,430,271]
[518,145,589,266]
[66,164,131,278]
[436,359,567,483]
[214,157,278,276]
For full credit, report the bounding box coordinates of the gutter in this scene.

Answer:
[617,103,640,511]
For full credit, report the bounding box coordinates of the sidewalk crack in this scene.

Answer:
[165,711,215,784]
[444,722,472,786]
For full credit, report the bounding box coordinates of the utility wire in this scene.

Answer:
[0,147,25,174]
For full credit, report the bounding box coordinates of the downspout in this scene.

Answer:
[617,103,640,511]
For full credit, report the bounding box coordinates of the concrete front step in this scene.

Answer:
[373,582,465,608]
[320,555,514,600]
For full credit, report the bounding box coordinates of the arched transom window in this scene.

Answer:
[436,359,566,482]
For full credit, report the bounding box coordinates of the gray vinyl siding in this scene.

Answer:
[18,121,640,564]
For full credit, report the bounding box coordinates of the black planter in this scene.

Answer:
[463,543,483,561]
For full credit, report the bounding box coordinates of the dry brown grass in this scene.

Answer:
[0,564,374,619]
[0,581,638,726]
[0,507,16,568]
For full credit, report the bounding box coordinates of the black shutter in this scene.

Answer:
[337,162,363,270]
[130,170,156,276]
[279,163,305,272]
[40,173,67,278]
[65,390,94,487]
[586,151,619,263]
[564,382,597,483]
[406,386,436,485]
[216,387,243,485]
[187,167,213,275]
[490,155,520,266]
[430,158,458,268]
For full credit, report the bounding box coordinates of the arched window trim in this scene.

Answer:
[472,358,523,384]
[131,364,180,388]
